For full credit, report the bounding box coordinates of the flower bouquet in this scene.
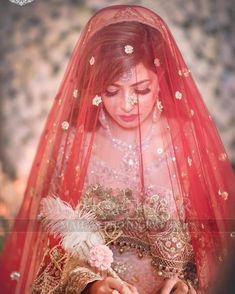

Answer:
[40,195,121,278]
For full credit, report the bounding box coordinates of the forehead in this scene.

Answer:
[114,63,155,86]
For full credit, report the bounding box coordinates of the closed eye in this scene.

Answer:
[104,88,151,97]
[104,90,119,97]
[135,88,151,95]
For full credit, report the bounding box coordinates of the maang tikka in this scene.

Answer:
[120,69,133,82]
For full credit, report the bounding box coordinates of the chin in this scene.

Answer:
[116,119,142,129]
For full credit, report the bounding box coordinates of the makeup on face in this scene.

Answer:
[119,114,139,122]
[101,63,159,129]
[104,79,152,98]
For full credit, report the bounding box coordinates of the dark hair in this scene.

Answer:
[77,21,165,95]
[72,21,167,128]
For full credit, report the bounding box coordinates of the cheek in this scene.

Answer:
[102,98,118,117]
[139,94,156,114]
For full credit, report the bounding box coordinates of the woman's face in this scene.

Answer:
[102,63,159,129]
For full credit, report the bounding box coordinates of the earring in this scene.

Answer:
[152,97,163,123]
[152,104,159,123]
[99,104,109,129]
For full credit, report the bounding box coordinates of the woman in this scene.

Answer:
[0,5,234,294]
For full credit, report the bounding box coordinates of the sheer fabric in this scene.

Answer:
[0,5,235,294]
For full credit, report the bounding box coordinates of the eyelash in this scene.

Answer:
[105,88,151,97]
[135,88,151,95]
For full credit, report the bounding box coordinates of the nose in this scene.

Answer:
[120,92,136,113]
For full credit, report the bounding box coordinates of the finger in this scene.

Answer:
[121,286,133,294]
[108,278,132,294]
[173,280,189,294]
[188,287,197,294]
[125,283,139,294]
[180,279,197,294]
[101,285,115,294]
[89,279,111,294]
[159,277,178,294]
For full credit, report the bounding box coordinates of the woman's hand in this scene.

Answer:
[87,277,139,294]
[158,277,196,294]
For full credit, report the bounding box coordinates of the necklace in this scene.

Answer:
[104,123,155,172]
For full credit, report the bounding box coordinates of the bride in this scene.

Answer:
[1,5,234,294]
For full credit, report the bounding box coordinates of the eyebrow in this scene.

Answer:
[110,79,151,87]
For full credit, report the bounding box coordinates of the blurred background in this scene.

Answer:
[0,0,234,251]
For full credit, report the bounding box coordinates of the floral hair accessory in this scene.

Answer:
[124,45,134,54]
[88,244,114,271]
[92,95,102,106]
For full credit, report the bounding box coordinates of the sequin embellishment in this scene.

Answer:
[61,121,69,130]
[73,89,79,98]
[178,68,191,77]
[124,45,134,54]
[218,190,228,200]
[175,91,182,100]
[89,56,95,65]
[10,271,20,281]
[92,95,102,106]
[218,153,227,161]
[154,58,160,67]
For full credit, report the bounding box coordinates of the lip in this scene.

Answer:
[119,114,138,122]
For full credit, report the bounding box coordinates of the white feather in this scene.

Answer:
[40,195,104,257]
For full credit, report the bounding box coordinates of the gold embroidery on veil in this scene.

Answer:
[31,245,67,293]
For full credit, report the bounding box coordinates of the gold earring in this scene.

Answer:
[152,98,163,123]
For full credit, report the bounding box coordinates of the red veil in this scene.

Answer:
[1,5,235,294]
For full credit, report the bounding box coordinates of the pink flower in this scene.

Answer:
[88,245,113,271]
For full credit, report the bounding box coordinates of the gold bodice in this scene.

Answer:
[79,183,195,279]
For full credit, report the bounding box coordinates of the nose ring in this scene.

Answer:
[127,94,138,106]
